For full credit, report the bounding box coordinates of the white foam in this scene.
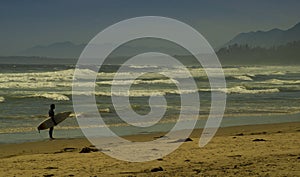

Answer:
[137,79,179,85]
[1,66,299,99]
[0,81,69,89]
[128,65,159,69]
[95,89,197,97]
[99,108,110,113]
[226,86,279,94]
[201,86,280,94]
[221,66,299,78]
[97,80,134,86]
[21,93,70,101]
[0,69,74,89]
[233,75,253,81]
[263,79,300,85]
[97,79,179,86]
[95,90,166,97]
[0,96,5,102]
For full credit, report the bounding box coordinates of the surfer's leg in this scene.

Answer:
[49,127,54,139]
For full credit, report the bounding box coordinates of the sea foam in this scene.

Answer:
[201,86,280,94]
[263,79,300,85]
[20,93,70,101]
[225,86,280,94]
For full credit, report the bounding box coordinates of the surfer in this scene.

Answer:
[49,104,57,139]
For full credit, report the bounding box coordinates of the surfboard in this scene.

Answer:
[37,111,72,131]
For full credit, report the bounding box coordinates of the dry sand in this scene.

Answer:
[0,122,299,177]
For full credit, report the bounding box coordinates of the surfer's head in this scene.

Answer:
[50,104,55,110]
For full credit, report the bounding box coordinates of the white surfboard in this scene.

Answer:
[37,111,72,131]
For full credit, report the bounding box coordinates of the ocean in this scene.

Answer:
[0,64,299,144]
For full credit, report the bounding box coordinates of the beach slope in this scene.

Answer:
[0,122,299,176]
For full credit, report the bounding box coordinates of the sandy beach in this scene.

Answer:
[0,122,299,177]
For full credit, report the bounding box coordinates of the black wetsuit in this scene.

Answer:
[48,109,56,139]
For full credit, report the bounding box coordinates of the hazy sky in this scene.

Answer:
[1,0,300,55]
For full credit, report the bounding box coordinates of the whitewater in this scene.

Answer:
[0,64,299,143]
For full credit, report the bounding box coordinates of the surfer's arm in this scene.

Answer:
[49,110,57,126]
[51,116,57,126]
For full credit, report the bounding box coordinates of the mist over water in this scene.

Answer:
[0,64,300,143]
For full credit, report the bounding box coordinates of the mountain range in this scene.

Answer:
[224,22,300,48]
[18,39,188,58]
[18,41,85,58]
[5,21,300,65]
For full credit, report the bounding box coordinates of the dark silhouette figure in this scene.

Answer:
[48,104,57,139]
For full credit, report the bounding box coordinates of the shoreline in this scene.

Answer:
[1,112,299,145]
[1,120,299,146]
[1,121,299,152]
[1,121,299,176]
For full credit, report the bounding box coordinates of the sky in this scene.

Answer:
[1,0,300,56]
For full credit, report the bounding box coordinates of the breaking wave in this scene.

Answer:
[128,65,159,69]
[20,93,70,101]
[225,86,280,94]
[95,89,198,97]
[97,79,179,86]
[232,75,253,81]
[263,79,300,85]
[201,86,280,94]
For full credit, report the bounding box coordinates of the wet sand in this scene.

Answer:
[0,122,299,176]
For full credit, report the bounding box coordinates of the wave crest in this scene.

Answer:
[264,79,300,85]
[97,79,179,86]
[201,86,279,94]
[20,93,70,101]
[225,86,279,94]
[232,75,253,81]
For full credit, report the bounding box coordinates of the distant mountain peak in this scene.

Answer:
[268,28,283,32]
[19,41,85,58]
[224,21,300,48]
[292,21,300,28]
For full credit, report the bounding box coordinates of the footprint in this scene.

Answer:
[150,166,163,172]
[45,167,58,170]
[252,138,266,142]
[43,174,54,177]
